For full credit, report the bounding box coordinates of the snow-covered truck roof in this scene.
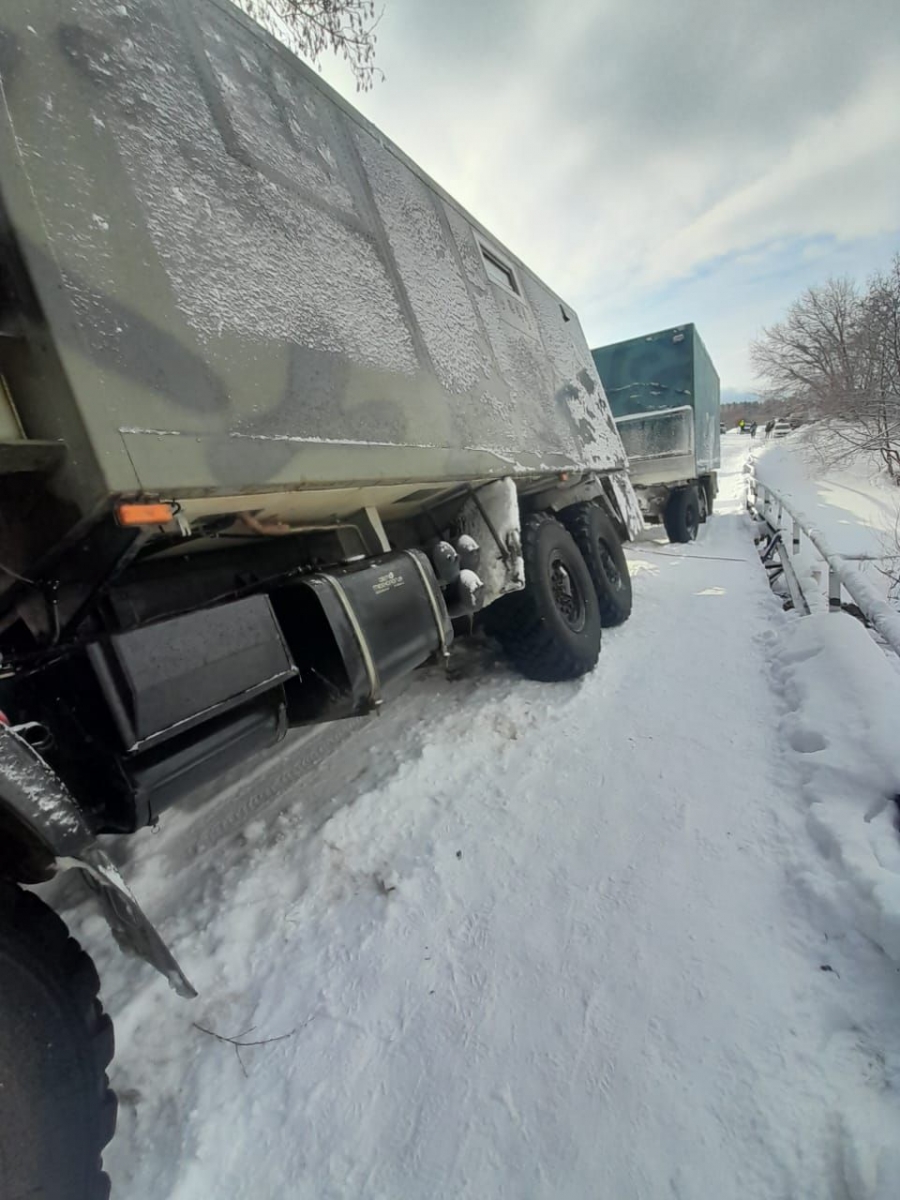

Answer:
[0,0,625,529]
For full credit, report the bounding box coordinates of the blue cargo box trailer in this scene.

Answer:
[591,324,721,543]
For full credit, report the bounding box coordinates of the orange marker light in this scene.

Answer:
[116,502,175,527]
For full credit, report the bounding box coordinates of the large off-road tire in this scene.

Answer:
[561,502,633,627]
[663,486,700,544]
[0,883,116,1200]
[484,512,601,681]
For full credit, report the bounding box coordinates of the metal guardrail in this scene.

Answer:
[748,471,900,659]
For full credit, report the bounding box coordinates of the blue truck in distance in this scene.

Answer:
[591,324,721,543]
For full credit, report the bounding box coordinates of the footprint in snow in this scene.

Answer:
[789,728,828,754]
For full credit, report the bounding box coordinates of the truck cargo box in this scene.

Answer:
[0,0,627,583]
[591,324,720,474]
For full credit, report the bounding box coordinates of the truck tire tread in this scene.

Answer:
[0,882,116,1200]
[663,487,700,544]
[561,503,633,626]
[484,513,601,681]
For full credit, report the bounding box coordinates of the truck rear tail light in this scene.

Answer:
[116,502,175,527]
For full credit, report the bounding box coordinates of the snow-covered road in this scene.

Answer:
[68,438,900,1200]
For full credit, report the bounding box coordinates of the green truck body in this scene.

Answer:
[0,4,650,1188]
[0,0,634,593]
[0,6,643,1138]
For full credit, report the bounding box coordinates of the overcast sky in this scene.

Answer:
[284,0,900,393]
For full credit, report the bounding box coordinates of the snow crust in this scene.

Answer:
[457,568,484,598]
[0,734,83,834]
[457,477,524,605]
[8,0,627,474]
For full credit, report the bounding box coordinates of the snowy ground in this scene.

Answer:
[59,436,900,1200]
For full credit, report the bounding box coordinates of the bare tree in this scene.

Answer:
[859,256,900,478]
[239,0,382,90]
[879,509,900,606]
[751,278,859,409]
[751,264,900,479]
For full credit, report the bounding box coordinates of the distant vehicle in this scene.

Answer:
[773,419,792,437]
[592,324,720,544]
[720,421,727,434]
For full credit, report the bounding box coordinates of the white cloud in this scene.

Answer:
[250,0,900,387]
[643,61,900,287]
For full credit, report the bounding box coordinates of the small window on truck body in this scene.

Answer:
[479,244,520,295]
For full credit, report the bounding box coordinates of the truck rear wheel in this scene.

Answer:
[484,512,601,681]
[561,503,633,626]
[663,487,700,544]
[0,883,116,1200]
[701,479,715,518]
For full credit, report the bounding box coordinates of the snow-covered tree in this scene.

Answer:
[238,0,382,90]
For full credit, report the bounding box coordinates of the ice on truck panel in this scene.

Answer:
[0,0,625,522]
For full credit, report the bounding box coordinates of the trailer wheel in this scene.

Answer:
[561,503,633,626]
[663,487,700,544]
[698,487,709,523]
[0,883,116,1200]
[484,512,601,681]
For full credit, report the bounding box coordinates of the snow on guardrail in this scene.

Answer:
[747,467,900,659]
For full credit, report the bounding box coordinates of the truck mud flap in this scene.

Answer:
[0,726,195,996]
[60,845,197,998]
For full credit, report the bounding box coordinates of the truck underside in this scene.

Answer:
[0,464,635,838]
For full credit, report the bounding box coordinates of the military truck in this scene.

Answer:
[592,324,721,543]
[0,0,641,1193]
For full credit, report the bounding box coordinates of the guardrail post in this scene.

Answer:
[749,471,900,653]
[828,566,841,612]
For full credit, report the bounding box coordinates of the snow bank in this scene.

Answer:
[767,613,900,966]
